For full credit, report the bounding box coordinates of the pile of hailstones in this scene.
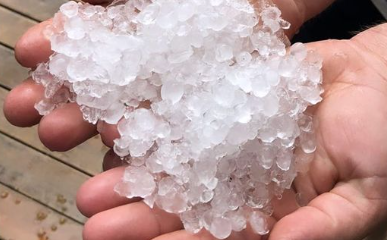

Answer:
[33,0,323,238]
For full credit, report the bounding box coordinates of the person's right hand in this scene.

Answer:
[77,23,387,240]
[3,0,334,152]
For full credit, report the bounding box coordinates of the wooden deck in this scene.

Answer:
[0,1,107,239]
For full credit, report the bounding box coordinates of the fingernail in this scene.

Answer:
[296,192,309,207]
[43,25,54,40]
[97,121,105,133]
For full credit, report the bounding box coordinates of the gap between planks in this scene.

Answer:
[0,2,41,23]
[0,183,83,240]
[0,44,29,89]
[0,2,105,238]
[0,5,37,48]
[0,0,73,22]
[0,132,89,223]
[0,129,94,177]
[0,180,83,225]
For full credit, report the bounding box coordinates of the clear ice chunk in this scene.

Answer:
[210,217,232,240]
[249,211,269,235]
[118,166,156,198]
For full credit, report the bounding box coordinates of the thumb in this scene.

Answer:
[271,0,335,37]
[269,25,387,240]
[269,179,387,240]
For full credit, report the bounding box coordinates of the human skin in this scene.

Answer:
[3,0,387,240]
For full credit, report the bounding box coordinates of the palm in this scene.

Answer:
[271,38,387,240]
[316,38,387,179]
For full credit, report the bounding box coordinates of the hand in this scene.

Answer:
[76,24,387,240]
[269,24,387,239]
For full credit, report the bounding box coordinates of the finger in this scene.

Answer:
[271,0,335,38]
[271,189,299,220]
[3,78,44,127]
[291,146,340,207]
[77,166,137,217]
[83,0,112,4]
[97,100,152,147]
[292,173,318,206]
[15,20,52,68]
[271,0,305,37]
[97,121,119,148]
[306,39,351,87]
[102,149,128,171]
[14,1,115,68]
[152,222,274,240]
[269,179,387,240]
[292,153,339,207]
[83,202,183,240]
[38,103,97,151]
[152,230,227,240]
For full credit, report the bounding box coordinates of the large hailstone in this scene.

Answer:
[33,0,323,238]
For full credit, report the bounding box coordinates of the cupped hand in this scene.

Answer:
[269,24,387,240]
[77,23,387,240]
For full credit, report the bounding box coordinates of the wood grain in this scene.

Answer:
[0,0,69,22]
[0,45,29,89]
[0,6,36,48]
[0,133,89,222]
[0,183,83,240]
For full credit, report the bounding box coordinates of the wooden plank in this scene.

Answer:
[0,183,82,240]
[0,133,89,222]
[0,6,36,48]
[0,45,29,89]
[0,0,69,22]
[0,87,105,176]
[372,0,387,19]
